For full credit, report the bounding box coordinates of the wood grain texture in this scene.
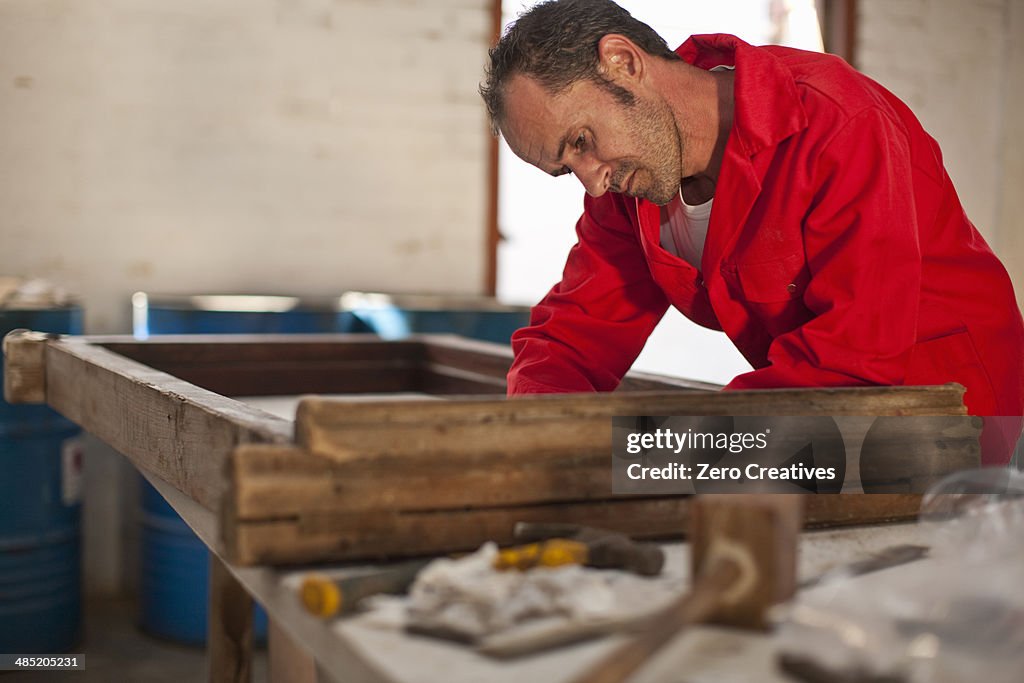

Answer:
[228,441,930,520]
[295,385,967,463]
[2,329,51,404]
[268,619,318,683]
[228,497,690,565]
[43,337,292,511]
[417,335,721,392]
[419,334,513,381]
[27,334,960,567]
[616,370,722,392]
[858,415,982,492]
[84,333,733,398]
[102,335,423,397]
[208,555,253,683]
[229,444,611,518]
[225,493,923,566]
[689,495,803,630]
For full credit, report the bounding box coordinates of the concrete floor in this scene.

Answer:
[3,598,267,682]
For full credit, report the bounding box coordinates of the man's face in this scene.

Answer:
[500,73,682,206]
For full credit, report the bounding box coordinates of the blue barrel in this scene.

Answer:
[132,292,369,338]
[341,292,531,344]
[0,306,83,653]
[139,481,267,645]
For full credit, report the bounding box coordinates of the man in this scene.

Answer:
[480,0,1024,464]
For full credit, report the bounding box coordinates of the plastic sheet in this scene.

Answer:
[777,468,1024,683]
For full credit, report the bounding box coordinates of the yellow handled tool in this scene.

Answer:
[300,558,432,619]
[493,539,590,571]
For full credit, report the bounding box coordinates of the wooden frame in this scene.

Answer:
[4,331,976,570]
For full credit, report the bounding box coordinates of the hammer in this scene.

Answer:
[496,522,665,577]
[566,494,803,683]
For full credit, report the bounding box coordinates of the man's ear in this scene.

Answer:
[597,34,644,82]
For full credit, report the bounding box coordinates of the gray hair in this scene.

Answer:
[479,0,680,133]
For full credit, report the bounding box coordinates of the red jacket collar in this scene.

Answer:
[676,33,808,157]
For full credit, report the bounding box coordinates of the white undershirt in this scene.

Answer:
[660,191,713,270]
[658,64,734,271]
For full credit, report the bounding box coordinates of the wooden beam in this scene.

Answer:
[155,361,420,398]
[416,366,509,395]
[295,385,967,464]
[419,334,513,381]
[229,444,612,518]
[95,334,415,366]
[617,371,721,392]
[42,337,291,510]
[415,335,717,392]
[268,619,317,683]
[100,335,425,396]
[858,414,982,492]
[208,555,253,683]
[2,329,52,404]
[226,494,922,566]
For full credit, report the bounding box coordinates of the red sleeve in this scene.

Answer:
[507,193,670,395]
[727,108,922,390]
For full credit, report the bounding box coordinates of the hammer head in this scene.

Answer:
[689,494,804,630]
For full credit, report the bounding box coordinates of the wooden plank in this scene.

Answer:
[803,493,922,526]
[268,619,317,683]
[228,445,612,518]
[688,495,802,630]
[2,329,52,403]
[154,361,420,398]
[231,408,971,515]
[226,494,922,566]
[617,370,722,392]
[416,335,718,392]
[43,337,292,510]
[418,334,513,381]
[295,385,967,463]
[231,498,692,565]
[416,365,509,395]
[96,334,419,366]
[858,415,982,492]
[92,333,706,397]
[208,554,253,683]
[99,334,513,397]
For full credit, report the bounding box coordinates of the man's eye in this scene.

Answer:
[574,133,586,151]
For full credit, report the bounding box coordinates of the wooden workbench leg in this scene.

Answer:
[269,618,318,683]
[208,554,253,683]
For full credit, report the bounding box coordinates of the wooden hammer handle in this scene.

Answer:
[568,559,742,683]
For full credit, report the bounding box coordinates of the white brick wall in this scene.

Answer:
[856,0,1019,271]
[0,0,494,596]
[0,0,493,332]
[995,0,1024,296]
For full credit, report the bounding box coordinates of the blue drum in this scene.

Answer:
[139,481,267,645]
[341,292,530,344]
[0,306,84,653]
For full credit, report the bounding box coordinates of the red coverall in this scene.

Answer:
[507,34,1024,465]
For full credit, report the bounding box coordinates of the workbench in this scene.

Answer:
[1,332,991,682]
[151,464,949,683]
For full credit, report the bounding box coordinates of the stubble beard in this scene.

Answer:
[618,95,682,206]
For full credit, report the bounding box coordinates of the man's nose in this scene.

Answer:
[573,156,611,197]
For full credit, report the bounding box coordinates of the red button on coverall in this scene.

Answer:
[506,34,1024,465]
